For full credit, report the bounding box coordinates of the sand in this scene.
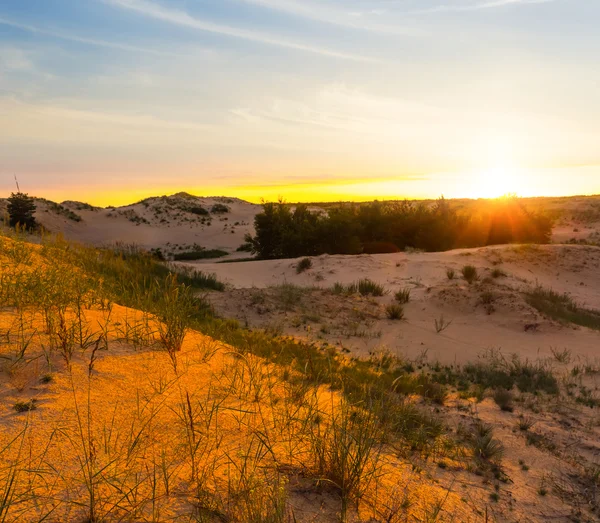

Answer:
[186,243,600,364]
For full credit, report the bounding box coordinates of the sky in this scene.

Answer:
[1,0,599,205]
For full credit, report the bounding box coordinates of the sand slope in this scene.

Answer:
[196,244,600,364]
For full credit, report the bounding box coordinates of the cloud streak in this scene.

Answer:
[0,16,178,56]
[104,0,377,61]
[411,0,556,14]
[234,0,420,35]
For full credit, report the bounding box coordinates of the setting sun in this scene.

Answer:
[467,165,526,199]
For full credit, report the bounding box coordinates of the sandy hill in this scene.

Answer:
[0,192,261,256]
[2,228,600,521]
[1,194,600,261]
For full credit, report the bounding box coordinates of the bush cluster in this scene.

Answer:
[245,197,552,259]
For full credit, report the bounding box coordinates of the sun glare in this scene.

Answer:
[470,165,524,199]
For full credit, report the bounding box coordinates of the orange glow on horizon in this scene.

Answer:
[37,167,598,209]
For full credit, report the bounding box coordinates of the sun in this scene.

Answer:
[470,165,524,199]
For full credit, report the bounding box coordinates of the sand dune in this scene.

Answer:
[196,244,600,364]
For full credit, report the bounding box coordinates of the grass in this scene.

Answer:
[331,279,387,297]
[2,229,585,521]
[491,268,507,278]
[357,279,387,297]
[461,265,478,284]
[394,288,411,304]
[270,283,306,311]
[434,315,452,334]
[296,257,312,274]
[385,304,404,320]
[459,351,559,395]
[526,285,600,331]
[446,268,455,280]
[468,422,504,464]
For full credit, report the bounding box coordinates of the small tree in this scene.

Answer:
[7,192,37,229]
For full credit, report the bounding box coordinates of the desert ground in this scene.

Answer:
[1,194,600,522]
[198,244,600,364]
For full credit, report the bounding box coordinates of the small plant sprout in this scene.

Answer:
[434,315,452,333]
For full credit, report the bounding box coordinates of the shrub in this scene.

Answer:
[8,192,37,229]
[211,203,230,213]
[245,197,552,260]
[446,268,456,280]
[13,399,37,413]
[493,388,514,412]
[296,257,312,274]
[357,279,386,296]
[385,304,404,320]
[184,205,208,215]
[173,249,228,261]
[461,265,478,284]
[394,288,411,304]
[237,242,254,252]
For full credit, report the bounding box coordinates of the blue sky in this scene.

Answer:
[1,0,599,203]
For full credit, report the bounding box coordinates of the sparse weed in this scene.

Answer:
[434,315,452,334]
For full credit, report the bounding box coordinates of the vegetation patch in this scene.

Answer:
[526,286,600,331]
[173,249,228,261]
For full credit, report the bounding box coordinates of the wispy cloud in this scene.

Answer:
[104,0,377,61]
[234,0,420,35]
[0,16,179,56]
[412,0,556,14]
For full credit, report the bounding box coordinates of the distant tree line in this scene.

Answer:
[244,197,553,259]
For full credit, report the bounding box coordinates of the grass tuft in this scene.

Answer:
[461,265,478,284]
[385,304,405,320]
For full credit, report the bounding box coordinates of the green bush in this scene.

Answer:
[245,197,552,259]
